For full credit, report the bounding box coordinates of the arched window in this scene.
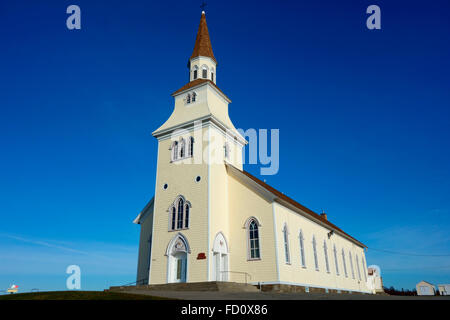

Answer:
[202,66,208,79]
[342,249,348,277]
[362,256,367,282]
[283,224,290,264]
[323,240,330,273]
[211,69,214,82]
[172,141,178,161]
[185,205,189,229]
[186,94,191,104]
[224,143,230,159]
[312,235,319,270]
[177,199,184,229]
[333,244,339,275]
[179,138,185,158]
[299,229,306,267]
[349,251,355,279]
[168,196,191,231]
[248,220,260,259]
[356,254,361,281]
[192,92,196,102]
[188,137,194,157]
[193,66,198,80]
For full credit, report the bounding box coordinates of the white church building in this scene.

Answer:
[134,11,371,294]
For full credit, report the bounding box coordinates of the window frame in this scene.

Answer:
[349,251,355,279]
[333,244,340,276]
[299,229,306,268]
[168,196,192,231]
[171,141,179,161]
[171,136,195,162]
[193,66,198,80]
[312,235,319,271]
[188,137,194,157]
[342,249,348,278]
[245,217,261,261]
[283,224,291,265]
[323,240,330,273]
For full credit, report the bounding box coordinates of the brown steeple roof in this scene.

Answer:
[190,12,217,64]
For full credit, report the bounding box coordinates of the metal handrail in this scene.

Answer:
[220,271,252,284]
[118,278,148,287]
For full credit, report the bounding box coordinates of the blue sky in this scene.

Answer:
[0,0,449,292]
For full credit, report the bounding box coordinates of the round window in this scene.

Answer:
[163,183,168,190]
[195,176,201,182]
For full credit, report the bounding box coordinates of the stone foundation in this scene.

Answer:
[259,283,366,295]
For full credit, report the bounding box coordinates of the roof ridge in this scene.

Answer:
[225,163,366,248]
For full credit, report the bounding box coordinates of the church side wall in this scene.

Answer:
[136,211,153,284]
[227,174,278,283]
[274,203,371,293]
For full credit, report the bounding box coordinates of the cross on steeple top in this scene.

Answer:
[200,1,207,12]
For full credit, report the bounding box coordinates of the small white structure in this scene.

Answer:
[366,265,383,294]
[416,281,436,296]
[6,284,18,294]
[437,284,450,296]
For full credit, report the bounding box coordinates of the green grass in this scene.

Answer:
[0,290,172,300]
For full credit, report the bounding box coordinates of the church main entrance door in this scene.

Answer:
[166,234,189,283]
[173,252,187,283]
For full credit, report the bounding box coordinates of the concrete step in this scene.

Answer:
[108,281,259,293]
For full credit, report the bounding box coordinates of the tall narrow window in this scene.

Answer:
[171,207,176,230]
[202,68,207,78]
[177,199,184,229]
[193,66,198,80]
[189,137,194,157]
[323,240,330,273]
[211,72,214,82]
[362,257,367,282]
[224,143,230,159]
[172,141,178,161]
[169,196,191,231]
[299,230,306,267]
[186,94,191,104]
[349,251,355,279]
[312,236,319,270]
[185,205,189,229]
[248,220,260,259]
[356,254,361,281]
[192,92,196,102]
[179,139,185,158]
[342,249,348,277]
[283,224,290,264]
[333,245,339,275]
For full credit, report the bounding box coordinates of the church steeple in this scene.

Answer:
[190,11,216,64]
[188,11,217,84]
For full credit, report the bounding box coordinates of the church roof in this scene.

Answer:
[190,12,217,64]
[133,197,154,224]
[171,78,230,101]
[226,164,366,248]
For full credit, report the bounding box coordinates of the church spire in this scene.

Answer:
[190,11,217,64]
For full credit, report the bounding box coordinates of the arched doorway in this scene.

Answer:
[212,232,229,281]
[166,233,190,283]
